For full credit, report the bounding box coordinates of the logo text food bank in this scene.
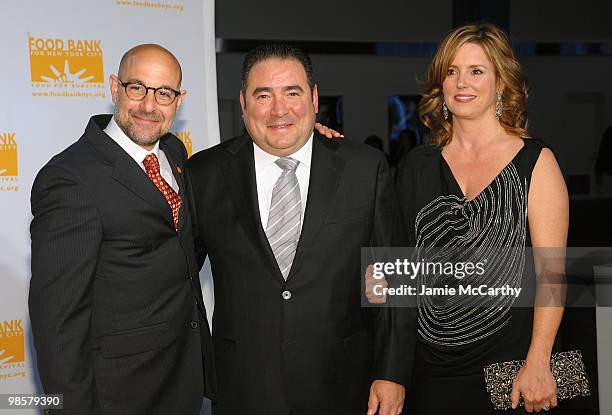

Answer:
[29,36,106,99]
[0,319,26,380]
[175,131,192,157]
[0,132,19,192]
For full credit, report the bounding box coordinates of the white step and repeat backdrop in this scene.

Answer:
[0,1,218,412]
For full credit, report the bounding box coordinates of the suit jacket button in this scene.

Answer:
[190,320,199,329]
[281,290,291,300]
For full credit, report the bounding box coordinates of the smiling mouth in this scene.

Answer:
[130,110,162,125]
[454,95,476,103]
[133,116,160,124]
[267,124,293,129]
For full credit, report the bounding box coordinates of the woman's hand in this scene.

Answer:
[511,356,557,412]
[365,264,387,304]
[314,122,343,139]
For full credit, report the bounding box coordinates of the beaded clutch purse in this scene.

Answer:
[483,350,591,410]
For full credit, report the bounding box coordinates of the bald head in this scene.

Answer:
[118,44,182,87]
[110,43,186,150]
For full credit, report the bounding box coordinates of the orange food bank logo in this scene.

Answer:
[29,36,106,99]
[175,131,192,157]
[0,132,19,192]
[0,319,26,380]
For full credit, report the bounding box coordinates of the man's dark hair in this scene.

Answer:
[241,43,315,94]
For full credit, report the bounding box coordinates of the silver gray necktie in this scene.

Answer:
[266,157,301,280]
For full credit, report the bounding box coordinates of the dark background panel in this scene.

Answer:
[511,0,612,42]
[216,0,453,42]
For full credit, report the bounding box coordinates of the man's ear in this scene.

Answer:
[109,74,119,104]
[240,90,246,112]
[312,84,319,113]
[176,90,187,109]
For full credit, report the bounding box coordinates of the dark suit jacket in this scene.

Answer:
[188,133,415,415]
[29,114,214,415]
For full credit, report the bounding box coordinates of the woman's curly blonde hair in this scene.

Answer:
[420,23,530,147]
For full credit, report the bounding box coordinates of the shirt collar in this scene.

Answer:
[253,132,313,172]
[104,116,160,165]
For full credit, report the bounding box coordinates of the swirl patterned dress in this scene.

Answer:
[396,139,548,414]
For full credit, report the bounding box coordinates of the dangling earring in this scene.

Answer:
[442,101,449,120]
[495,91,502,120]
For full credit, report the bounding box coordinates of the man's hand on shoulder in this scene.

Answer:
[314,122,343,139]
[367,379,405,415]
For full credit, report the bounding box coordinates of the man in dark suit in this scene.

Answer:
[188,44,415,415]
[29,44,213,414]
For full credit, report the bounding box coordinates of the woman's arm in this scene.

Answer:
[511,147,569,412]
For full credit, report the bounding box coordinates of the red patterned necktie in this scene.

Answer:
[142,153,181,231]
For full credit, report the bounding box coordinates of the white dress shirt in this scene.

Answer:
[104,116,179,192]
[253,133,313,230]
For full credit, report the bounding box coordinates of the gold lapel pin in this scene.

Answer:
[176,166,183,174]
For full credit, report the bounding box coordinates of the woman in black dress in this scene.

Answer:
[396,24,568,414]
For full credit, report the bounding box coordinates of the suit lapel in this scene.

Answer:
[111,148,175,228]
[85,115,175,228]
[287,135,344,281]
[225,136,285,283]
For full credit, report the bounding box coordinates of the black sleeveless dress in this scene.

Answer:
[396,138,550,414]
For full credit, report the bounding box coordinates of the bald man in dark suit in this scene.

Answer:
[29,44,214,414]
